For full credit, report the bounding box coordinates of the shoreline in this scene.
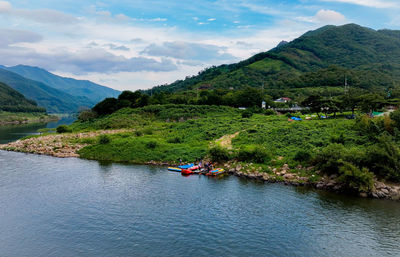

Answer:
[0,114,58,126]
[1,132,399,202]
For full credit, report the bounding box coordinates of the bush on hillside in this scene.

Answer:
[237,145,272,164]
[146,141,158,149]
[338,162,374,193]
[56,125,72,133]
[208,146,231,162]
[241,110,253,118]
[99,135,111,144]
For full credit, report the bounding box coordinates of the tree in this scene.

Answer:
[358,93,386,115]
[93,98,118,115]
[302,95,323,117]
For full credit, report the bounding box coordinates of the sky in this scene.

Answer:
[0,0,399,91]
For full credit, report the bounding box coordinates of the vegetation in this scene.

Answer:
[147,24,400,102]
[42,101,395,195]
[0,82,45,113]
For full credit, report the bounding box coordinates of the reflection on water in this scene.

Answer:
[0,151,399,257]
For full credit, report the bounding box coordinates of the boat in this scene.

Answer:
[206,168,225,176]
[168,167,182,172]
[178,163,194,169]
[181,169,194,175]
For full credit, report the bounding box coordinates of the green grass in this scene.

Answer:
[69,105,359,167]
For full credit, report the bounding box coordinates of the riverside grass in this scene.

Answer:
[69,105,360,166]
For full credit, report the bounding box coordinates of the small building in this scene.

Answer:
[274,97,292,103]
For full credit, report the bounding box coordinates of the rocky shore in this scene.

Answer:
[223,162,400,201]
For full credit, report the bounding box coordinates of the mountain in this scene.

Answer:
[0,68,89,113]
[0,82,45,113]
[3,65,120,105]
[151,24,400,93]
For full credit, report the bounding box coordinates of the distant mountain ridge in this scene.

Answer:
[150,24,400,93]
[3,65,120,105]
[0,65,120,113]
[0,82,45,113]
[0,68,87,113]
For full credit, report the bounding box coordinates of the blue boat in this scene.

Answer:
[178,163,194,169]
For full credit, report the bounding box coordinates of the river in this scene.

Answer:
[0,124,400,257]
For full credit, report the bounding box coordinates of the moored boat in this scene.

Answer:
[168,167,182,172]
[206,168,225,176]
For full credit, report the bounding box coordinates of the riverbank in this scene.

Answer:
[2,105,400,202]
[0,112,58,126]
[1,129,399,201]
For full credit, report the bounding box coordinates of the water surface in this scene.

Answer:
[0,151,399,257]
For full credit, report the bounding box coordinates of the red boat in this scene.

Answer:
[181,169,194,175]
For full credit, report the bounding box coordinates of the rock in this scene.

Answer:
[282,164,290,171]
[375,181,386,190]
[262,174,270,181]
[380,188,389,195]
[376,191,387,198]
[359,192,368,198]
[326,182,335,187]
[283,173,296,180]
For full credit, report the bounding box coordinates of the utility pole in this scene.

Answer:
[344,75,349,95]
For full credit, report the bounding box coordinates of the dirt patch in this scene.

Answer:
[215,132,240,149]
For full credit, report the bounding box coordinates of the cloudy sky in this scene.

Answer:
[0,0,399,90]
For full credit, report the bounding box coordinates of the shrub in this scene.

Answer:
[294,150,312,163]
[365,135,400,182]
[338,162,374,193]
[78,110,98,122]
[238,145,272,164]
[208,146,231,162]
[264,109,275,115]
[134,130,143,137]
[146,141,157,149]
[167,137,182,143]
[56,125,71,133]
[241,110,253,118]
[98,135,111,144]
[143,127,153,135]
[313,144,347,174]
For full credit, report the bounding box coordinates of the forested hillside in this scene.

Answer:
[151,24,400,93]
[0,82,45,113]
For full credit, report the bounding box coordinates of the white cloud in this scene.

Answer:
[0,29,42,46]
[296,9,346,25]
[0,1,78,24]
[314,9,346,24]
[320,0,399,8]
[141,41,236,62]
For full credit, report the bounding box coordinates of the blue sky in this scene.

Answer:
[0,0,399,90]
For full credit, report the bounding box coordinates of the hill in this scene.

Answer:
[0,82,45,113]
[151,24,400,94]
[4,65,120,105]
[0,68,89,113]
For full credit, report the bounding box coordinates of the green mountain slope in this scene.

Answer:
[0,68,88,113]
[151,24,400,93]
[0,82,45,113]
[4,65,120,105]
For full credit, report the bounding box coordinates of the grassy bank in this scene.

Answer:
[0,111,58,125]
